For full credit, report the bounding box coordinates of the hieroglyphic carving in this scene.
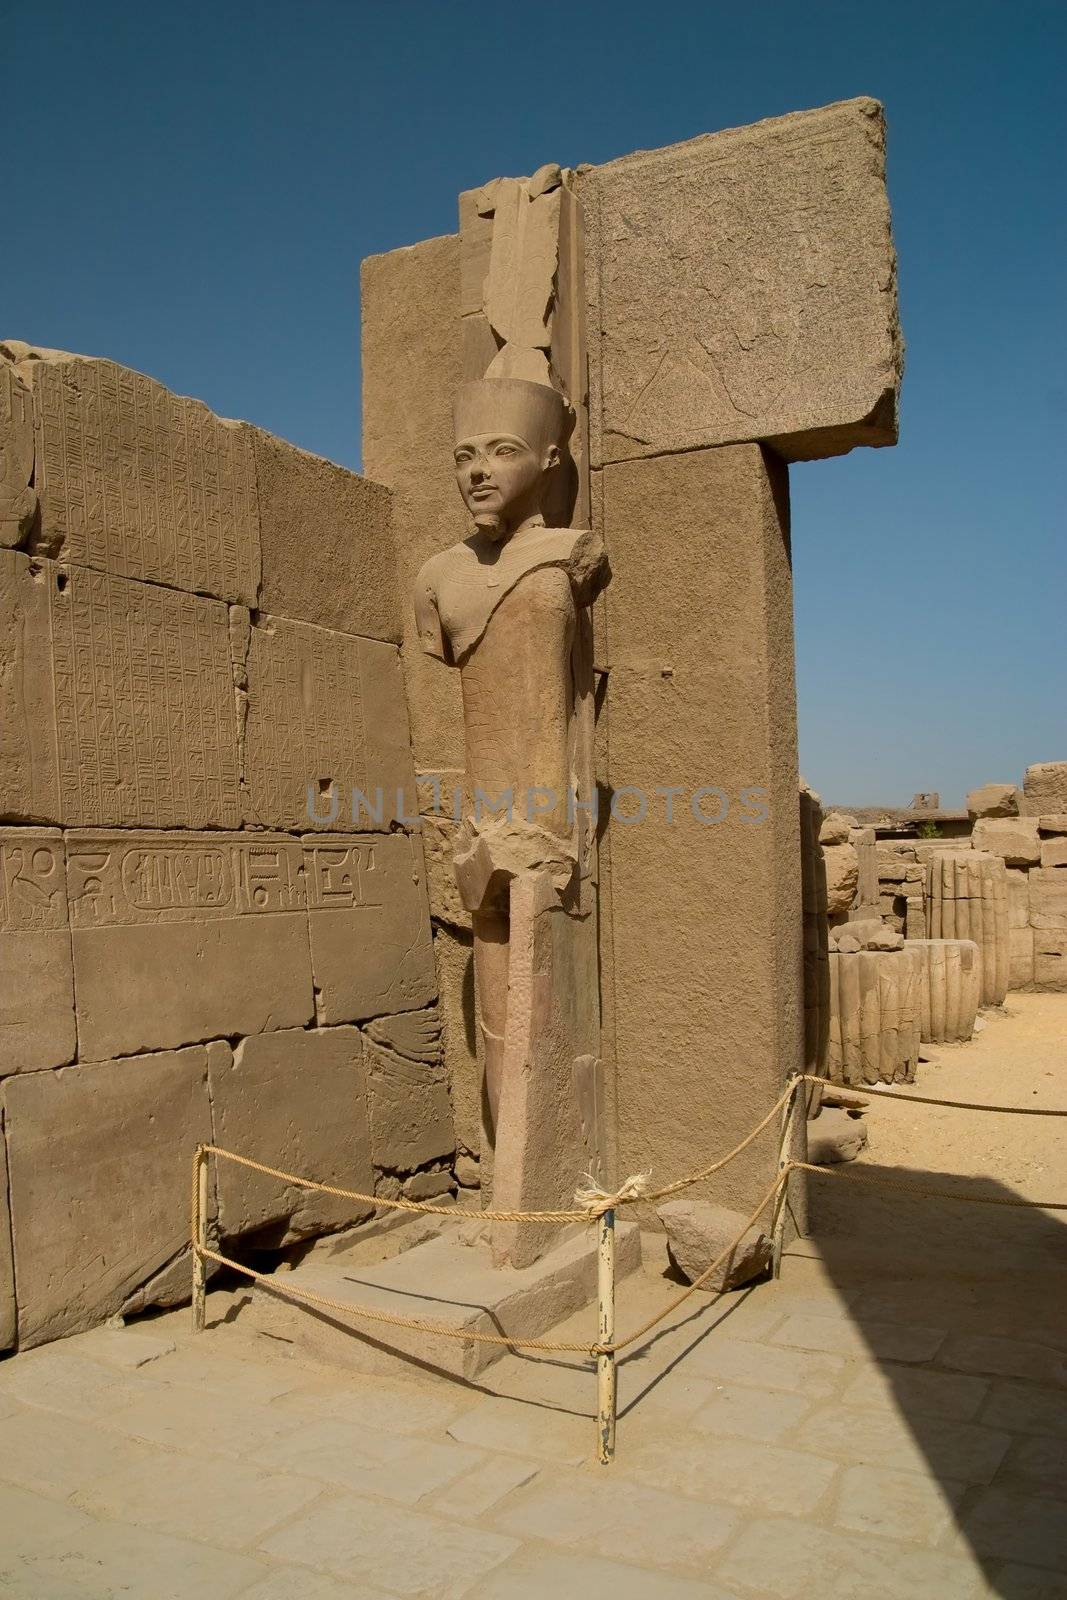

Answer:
[0,829,75,1076]
[0,363,36,547]
[66,832,305,926]
[0,830,68,930]
[243,618,375,830]
[31,356,260,602]
[51,568,240,828]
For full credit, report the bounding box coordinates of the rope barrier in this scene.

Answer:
[795,1075,1067,1116]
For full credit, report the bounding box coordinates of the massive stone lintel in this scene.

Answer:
[0,828,76,1075]
[17,349,261,604]
[303,832,437,1024]
[3,1047,213,1348]
[209,1029,374,1246]
[582,97,901,465]
[67,830,314,1059]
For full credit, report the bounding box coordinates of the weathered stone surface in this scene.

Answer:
[0,828,76,1074]
[483,179,561,350]
[434,924,480,1159]
[808,1107,868,1164]
[1039,815,1067,835]
[244,620,416,832]
[303,833,436,1024]
[1028,868,1067,930]
[967,783,1018,819]
[250,427,401,643]
[829,918,902,952]
[583,98,901,466]
[0,1109,13,1349]
[1020,762,1067,817]
[819,812,855,846]
[912,938,981,1042]
[0,550,61,822]
[1034,932,1067,990]
[926,851,1010,1006]
[601,444,803,1218]
[1041,837,1067,869]
[209,1030,374,1246]
[68,831,313,1059]
[1010,925,1035,990]
[823,843,859,915]
[660,1200,771,1290]
[19,350,260,603]
[0,361,36,546]
[828,946,922,1085]
[1007,868,1030,928]
[420,811,471,931]
[972,817,1041,867]
[363,1006,454,1171]
[3,1047,213,1346]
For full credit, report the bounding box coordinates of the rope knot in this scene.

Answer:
[574,1170,653,1217]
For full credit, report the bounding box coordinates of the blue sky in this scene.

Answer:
[8,1,1065,806]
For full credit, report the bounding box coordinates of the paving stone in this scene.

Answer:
[833,1463,966,1545]
[14,1516,267,1600]
[447,1395,593,1464]
[801,1403,1010,1483]
[74,1452,323,1551]
[491,1470,740,1570]
[681,1334,847,1397]
[106,1385,300,1459]
[994,1434,1067,1500]
[771,1313,946,1363]
[144,1346,305,1403]
[254,1417,483,1505]
[72,1326,178,1370]
[940,1333,1067,1388]
[430,1458,541,1519]
[259,1495,520,1595]
[621,1433,837,1516]
[468,1547,737,1599]
[277,1372,472,1436]
[0,1348,154,1422]
[839,1361,989,1422]
[952,1487,1067,1570]
[689,1380,814,1443]
[981,1380,1067,1437]
[0,1406,157,1500]
[629,1371,725,1422]
[0,1483,94,1563]
[718,1516,985,1599]
[993,1565,1067,1599]
[239,1573,398,1600]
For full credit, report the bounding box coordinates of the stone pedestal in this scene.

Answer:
[827,947,921,1086]
[925,851,1010,1006]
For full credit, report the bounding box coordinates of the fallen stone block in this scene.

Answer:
[659,1199,771,1291]
[823,843,859,915]
[1020,762,1067,818]
[819,812,856,846]
[971,818,1041,867]
[967,783,1018,820]
[807,1107,868,1164]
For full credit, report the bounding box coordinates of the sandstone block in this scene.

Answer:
[1029,868,1067,930]
[420,811,472,931]
[1040,837,1067,869]
[1020,762,1067,817]
[808,1107,868,1164]
[823,843,859,914]
[3,1047,213,1346]
[583,98,900,465]
[434,925,480,1159]
[250,427,401,642]
[0,829,76,1074]
[1039,814,1067,835]
[967,783,1018,820]
[20,350,260,603]
[1006,868,1030,928]
[244,619,415,831]
[659,1199,771,1291]
[303,833,436,1024]
[68,831,313,1059]
[819,812,855,846]
[1010,926,1035,990]
[363,1006,454,1171]
[1,552,241,828]
[209,1030,374,1246]
[1034,933,1067,991]
[0,1110,13,1349]
[0,361,36,546]
[971,818,1041,867]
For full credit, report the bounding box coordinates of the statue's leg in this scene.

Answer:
[472,900,509,1142]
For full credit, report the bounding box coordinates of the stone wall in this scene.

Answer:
[0,343,446,1350]
[967,764,1067,992]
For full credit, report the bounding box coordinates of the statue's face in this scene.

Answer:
[453,432,557,539]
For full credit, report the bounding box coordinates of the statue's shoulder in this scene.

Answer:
[414,538,477,597]
[414,540,475,663]
[559,526,610,603]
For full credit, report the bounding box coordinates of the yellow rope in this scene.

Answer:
[796,1073,1067,1116]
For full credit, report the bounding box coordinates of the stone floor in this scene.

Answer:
[1,998,1065,1599]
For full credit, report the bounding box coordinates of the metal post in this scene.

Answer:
[596,1206,617,1464]
[770,1079,798,1278]
[192,1145,208,1333]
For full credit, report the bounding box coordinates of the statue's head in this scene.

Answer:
[453,378,569,540]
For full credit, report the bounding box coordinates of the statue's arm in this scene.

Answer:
[413,555,449,662]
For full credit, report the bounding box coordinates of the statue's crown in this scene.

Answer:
[453,378,569,457]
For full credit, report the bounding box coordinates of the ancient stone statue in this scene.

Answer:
[414,376,608,1264]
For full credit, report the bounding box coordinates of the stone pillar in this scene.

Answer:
[827,947,922,1086]
[925,851,1010,1006]
[911,939,981,1043]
